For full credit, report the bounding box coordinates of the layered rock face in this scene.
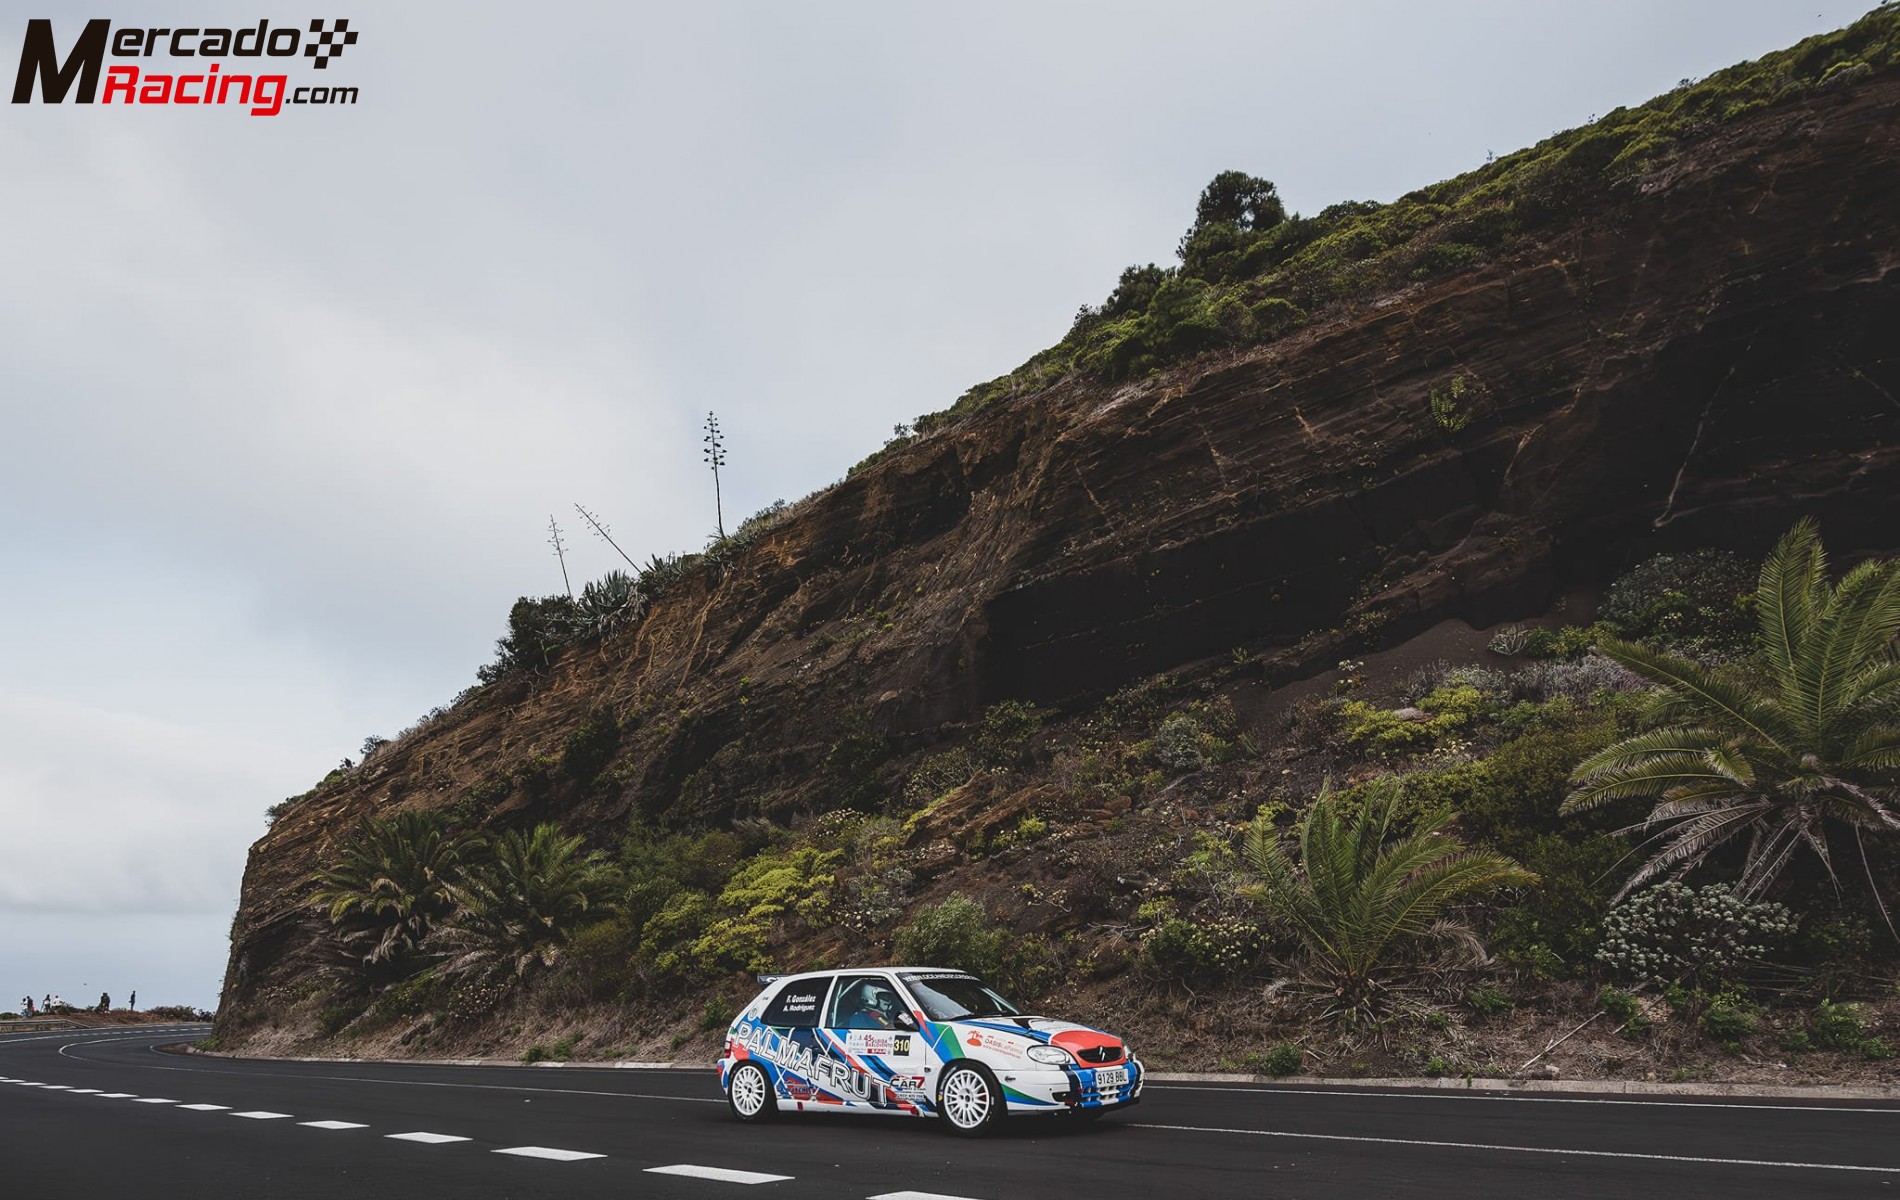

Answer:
[220,73,1900,1024]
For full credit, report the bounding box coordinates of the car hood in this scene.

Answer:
[938,1015,1128,1063]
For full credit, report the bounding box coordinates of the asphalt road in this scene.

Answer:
[5,1025,1900,1198]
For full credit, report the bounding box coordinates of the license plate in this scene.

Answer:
[1094,1067,1128,1089]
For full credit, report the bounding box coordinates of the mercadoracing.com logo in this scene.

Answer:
[12,18,360,117]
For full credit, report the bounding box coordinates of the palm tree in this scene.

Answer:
[1565,521,1900,899]
[438,823,621,981]
[312,810,471,980]
[1242,779,1536,1020]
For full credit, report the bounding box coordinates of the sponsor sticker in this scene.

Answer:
[965,1031,1023,1059]
[846,1031,915,1057]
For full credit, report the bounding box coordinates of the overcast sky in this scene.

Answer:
[0,2,1875,1011]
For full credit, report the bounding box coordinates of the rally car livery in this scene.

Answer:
[717,967,1141,1135]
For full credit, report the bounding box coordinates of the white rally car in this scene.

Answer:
[718,966,1142,1135]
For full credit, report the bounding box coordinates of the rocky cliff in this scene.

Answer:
[219,43,1900,1048]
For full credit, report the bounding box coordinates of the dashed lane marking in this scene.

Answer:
[646,1164,795,1184]
[95,1093,137,1098]
[15,1082,49,1087]
[868,1192,991,1200]
[387,1132,472,1144]
[68,1089,103,1094]
[494,1146,607,1162]
[179,1104,230,1111]
[131,1097,179,1104]
[1131,1122,1900,1175]
[229,1111,294,1120]
[300,1120,370,1130]
[40,1084,73,1089]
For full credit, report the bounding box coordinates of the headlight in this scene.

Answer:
[1027,1045,1075,1065]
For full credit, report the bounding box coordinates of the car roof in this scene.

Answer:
[758,966,967,984]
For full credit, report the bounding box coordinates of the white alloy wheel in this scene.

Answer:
[937,1062,1000,1136]
[727,1061,775,1122]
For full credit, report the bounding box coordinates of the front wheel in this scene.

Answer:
[937,1062,1002,1137]
[727,1061,777,1122]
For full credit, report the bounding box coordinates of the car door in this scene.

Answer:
[749,974,838,1110]
[821,973,929,1113]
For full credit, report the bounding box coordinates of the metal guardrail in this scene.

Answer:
[0,1018,82,1034]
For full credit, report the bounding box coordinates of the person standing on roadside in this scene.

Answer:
[21,995,33,1016]
[129,990,136,1011]
[99,992,111,1012]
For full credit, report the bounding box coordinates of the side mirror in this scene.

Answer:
[894,1012,918,1031]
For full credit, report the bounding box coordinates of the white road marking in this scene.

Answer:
[178,1104,231,1111]
[131,1097,179,1104]
[96,1093,137,1098]
[387,1132,472,1144]
[300,1120,369,1130]
[1148,1083,1900,1116]
[1132,1122,1900,1175]
[15,1082,49,1087]
[646,1164,794,1184]
[494,1146,607,1161]
[869,1192,991,1200]
[40,1084,73,1090]
[68,1089,104,1094]
[229,1110,294,1120]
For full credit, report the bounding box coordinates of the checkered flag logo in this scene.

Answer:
[304,19,357,69]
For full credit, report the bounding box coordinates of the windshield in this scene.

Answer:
[898,972,1023,1021]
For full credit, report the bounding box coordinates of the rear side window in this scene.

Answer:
[760,976,831,1028]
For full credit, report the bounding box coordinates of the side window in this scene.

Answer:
[760,976,831,1029]
[826,975,901,1030]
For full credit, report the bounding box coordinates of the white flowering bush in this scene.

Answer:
[1141,917,1264,982]
[1595,882,1796,988]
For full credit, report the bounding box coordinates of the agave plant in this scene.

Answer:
[437,823,621,981]
[1242,779,1536,1020]
[312,810,472,980]
[578,569,642,633]
[1565,520,1900,899]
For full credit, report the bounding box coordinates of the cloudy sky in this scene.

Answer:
[0,1,1874,1011]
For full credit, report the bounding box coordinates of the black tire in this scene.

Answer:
[726,1061,777,1122]
[936,1062,1003,1137]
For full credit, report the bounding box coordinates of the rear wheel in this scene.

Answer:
[727,1061,776,1122]
[937,1062,1002,1137]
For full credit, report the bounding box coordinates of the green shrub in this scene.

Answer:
[976,701,1043,767]
[699,997,736,1033]
[1465,985,1515,1018]
[478,595,585,683]
[1700,996,1759,1041]
[1515,623,1610,660]
[892,895,1046,996]
[1337,684,1485,753]
[560,709,620,782]
[1597,548,1755,658]
[685,846,843,974]
[893,895,1008,978]
[902,748,977,809]
[1263,1043,1303,1077]
[1810,1000,1892,1059]
[1597,986,1644,1029]
[316,1001,365,1038]
[564,916,639,999]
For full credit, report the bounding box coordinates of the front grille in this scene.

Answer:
[1078,1045,1123,1064]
